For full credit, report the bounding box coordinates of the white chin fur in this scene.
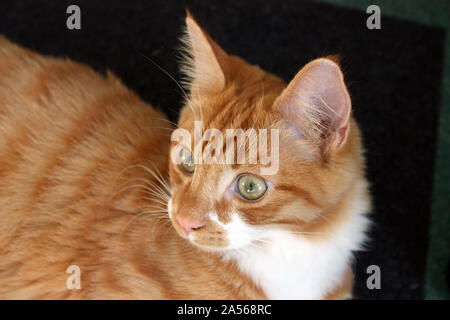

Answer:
[220,181,371,300]
[209,212,258,250]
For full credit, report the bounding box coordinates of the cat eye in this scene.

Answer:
[236,175,267,201]
[178,148,195,174]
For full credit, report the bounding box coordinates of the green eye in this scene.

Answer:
[179,148,195,174]
[237,175,267,201]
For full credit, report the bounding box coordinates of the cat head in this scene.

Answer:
[167,13,363,251]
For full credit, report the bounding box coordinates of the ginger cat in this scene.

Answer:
[0,13,371,299]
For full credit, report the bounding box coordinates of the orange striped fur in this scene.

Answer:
[0,12,370,300]
[168,14,371,299]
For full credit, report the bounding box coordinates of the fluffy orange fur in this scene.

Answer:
[170,13,370,299]
[0,13,370,299]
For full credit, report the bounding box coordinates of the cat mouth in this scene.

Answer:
[170,215,232,250]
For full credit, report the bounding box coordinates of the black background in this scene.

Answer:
[0,0,445,299]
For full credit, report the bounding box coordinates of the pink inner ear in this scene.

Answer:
[276,58,351,151]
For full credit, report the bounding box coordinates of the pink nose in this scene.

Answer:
[176,215,205,234]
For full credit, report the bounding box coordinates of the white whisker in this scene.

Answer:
[139,52,198,121]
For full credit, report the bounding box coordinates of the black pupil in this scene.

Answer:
[248,182,254,192]
[184,153,192,166]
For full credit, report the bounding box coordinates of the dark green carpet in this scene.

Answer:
[318,0,450,301]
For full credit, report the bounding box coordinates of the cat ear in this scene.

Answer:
[273,57,351,155]
[180,11,228,93]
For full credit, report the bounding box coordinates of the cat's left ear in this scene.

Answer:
[273,57,351,155]
[180,11,229,93]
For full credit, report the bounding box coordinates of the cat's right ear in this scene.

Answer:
[180,11,229,93]
[273,57,352,157]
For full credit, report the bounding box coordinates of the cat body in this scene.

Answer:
[0,12,371,299]
[0,35,173,298]
[0,35,262,299]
